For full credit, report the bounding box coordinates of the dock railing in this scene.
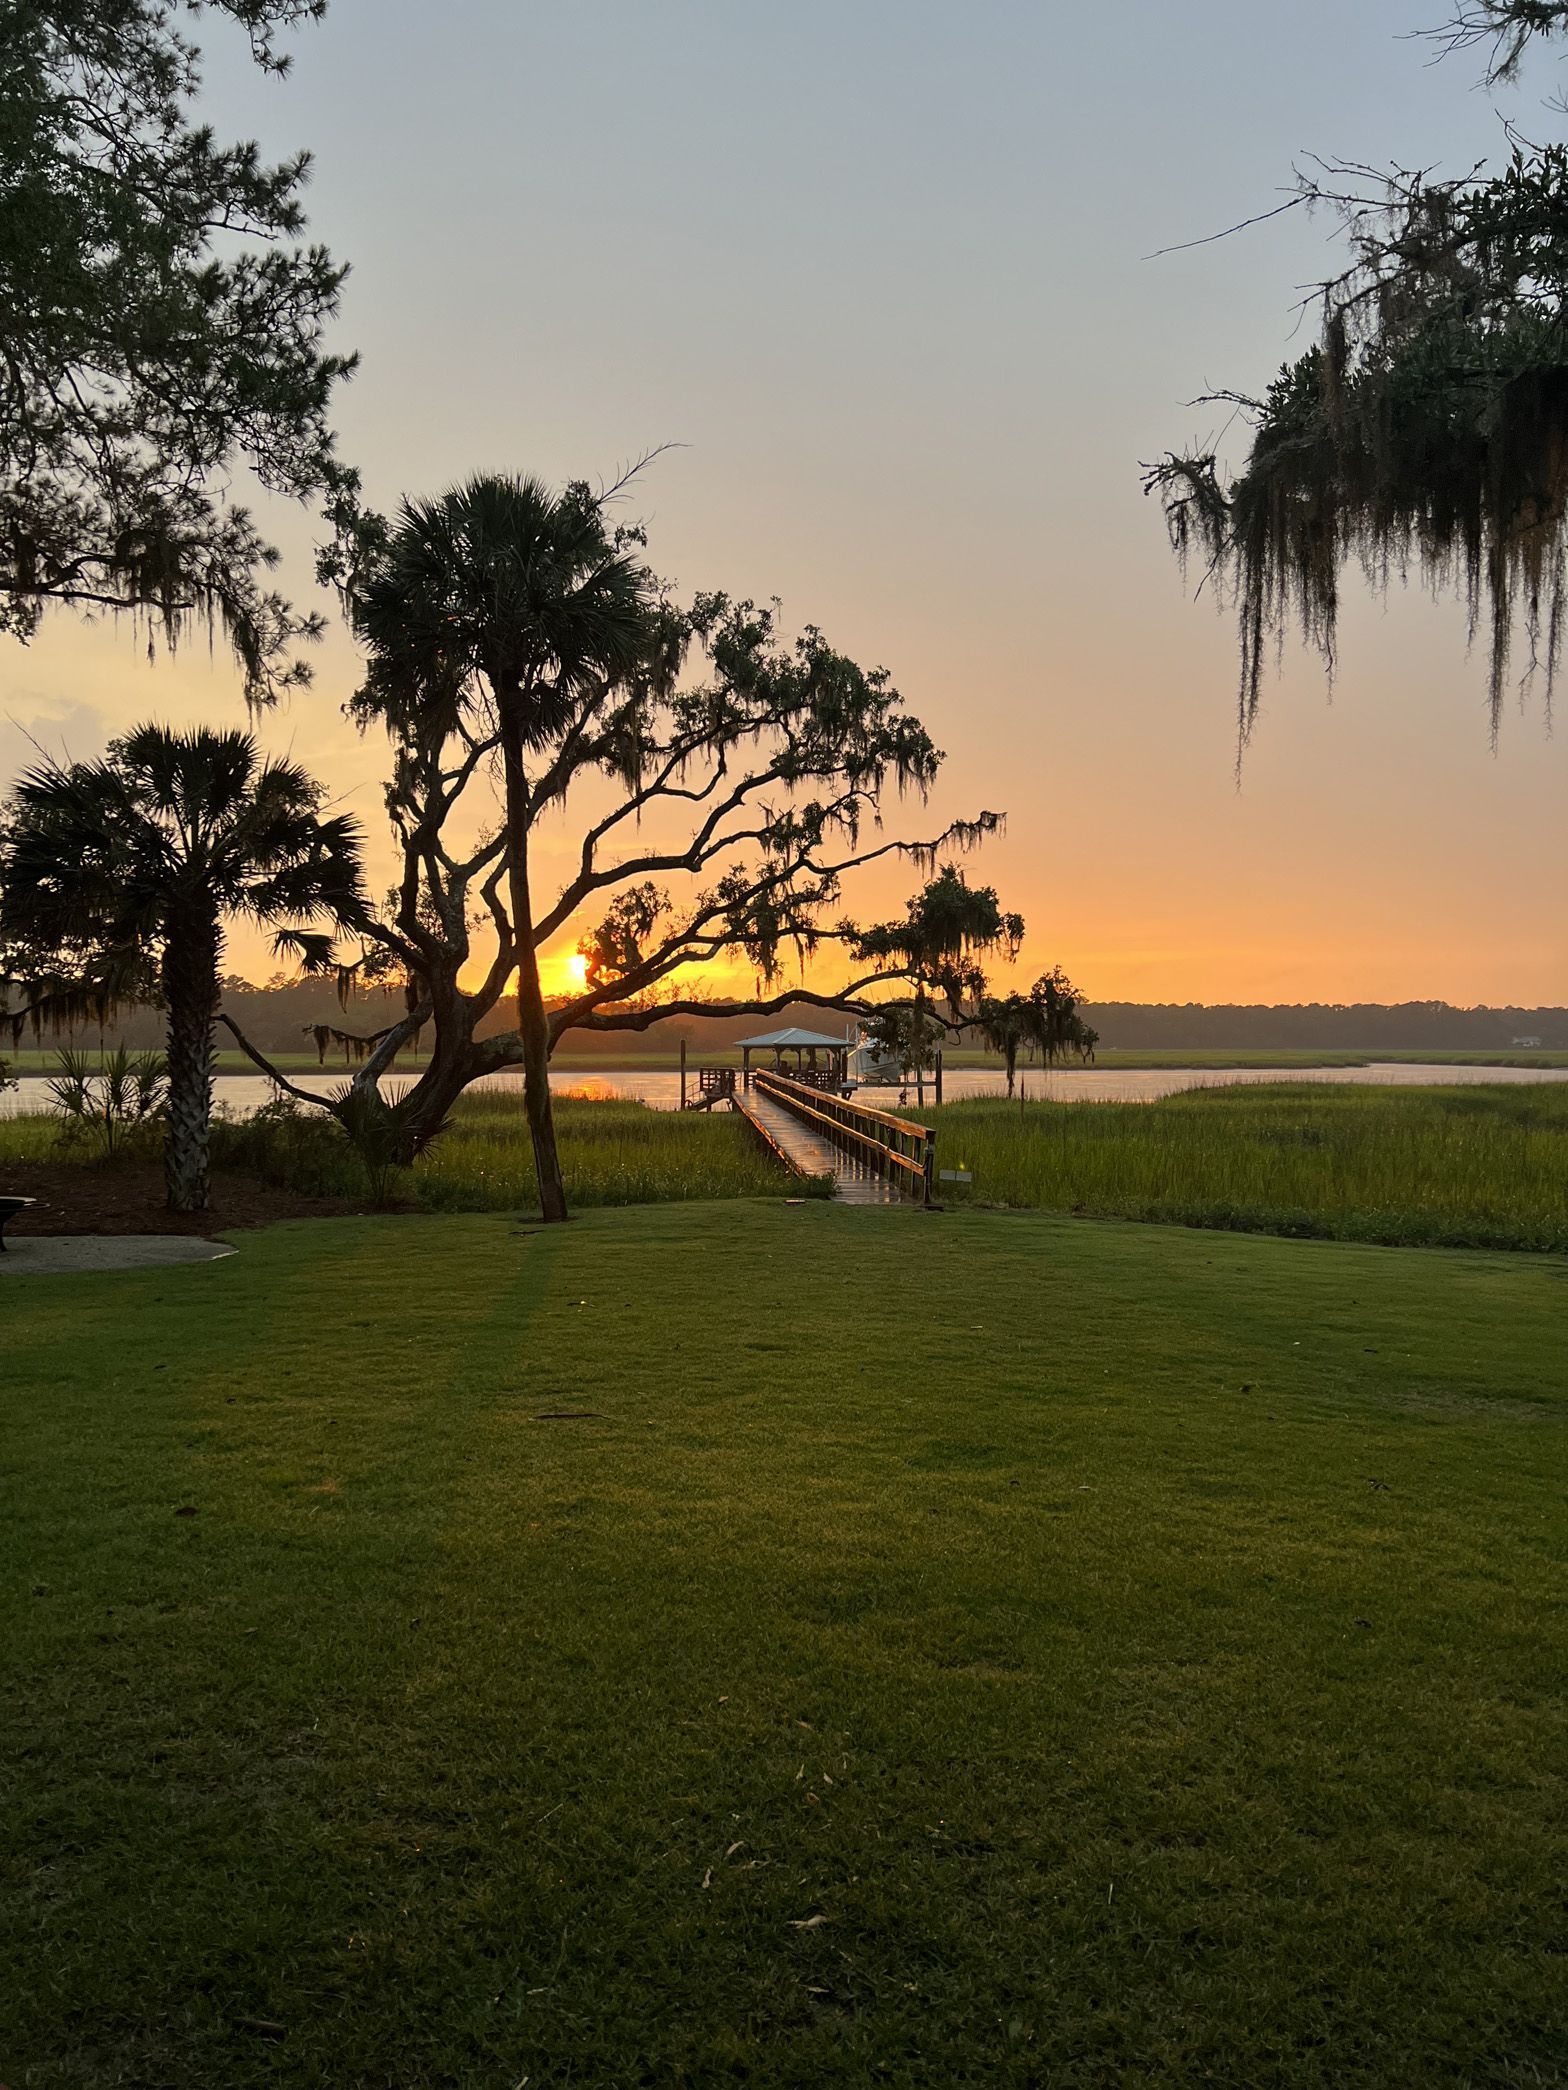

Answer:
[752,1071,935,1202]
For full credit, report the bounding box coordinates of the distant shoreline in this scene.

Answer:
[7,1046,1568,1078]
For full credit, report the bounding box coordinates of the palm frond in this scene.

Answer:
[0,724,369,1011]
[348,472,656,750]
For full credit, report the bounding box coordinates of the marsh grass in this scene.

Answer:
[0,1112,69,1164]
[936,1081,1568,1250]
[0,1089,823,1210]
[10,1080,1560,1242]
[193,1091,803,1208]
[412,1091,814,1208]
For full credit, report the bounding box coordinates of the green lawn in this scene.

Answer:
[3,1202,1564,2087]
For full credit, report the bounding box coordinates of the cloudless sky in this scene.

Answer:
[4,0,1564,1003]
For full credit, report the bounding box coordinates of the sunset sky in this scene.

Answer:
[3,0,1564,1006]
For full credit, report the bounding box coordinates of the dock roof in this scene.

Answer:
[736,1026,849,1049]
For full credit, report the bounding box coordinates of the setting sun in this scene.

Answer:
[562,950,590,991]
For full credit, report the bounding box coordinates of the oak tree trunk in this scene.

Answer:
[162,904,220,1212]
[500,707,569,1223]
[369,998,479,1165]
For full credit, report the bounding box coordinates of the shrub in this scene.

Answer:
[45,1047,167,1160]
[209,1095,362,1199]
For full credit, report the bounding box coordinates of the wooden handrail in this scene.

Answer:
[769,1094,927,1178]
[756,1071,933,1141]
[753,1070,935,1198]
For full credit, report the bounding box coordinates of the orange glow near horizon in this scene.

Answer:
[13,606,1564,1012]
[4,12,1566,1012]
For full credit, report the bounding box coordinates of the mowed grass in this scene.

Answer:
[935,1082,1568,1251]
[2,1201,1565,2088]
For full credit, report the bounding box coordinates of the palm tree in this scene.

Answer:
[0,726,365,1211]
[350,475,652,1223]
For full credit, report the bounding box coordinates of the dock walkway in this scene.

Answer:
[735,1086,908,1206]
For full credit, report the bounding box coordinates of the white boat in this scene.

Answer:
[841,1020,906,1093]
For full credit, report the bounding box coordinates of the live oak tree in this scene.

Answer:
[976,968,1099,1098]
[0,725,364,1210]
[1145,1,1568,743]
[1,0,350,701]
[852,866,1025,1106]
[861,999,943,1101]
[226,477,1022,1220]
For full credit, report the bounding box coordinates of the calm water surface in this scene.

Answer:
[6,1061,1568,1119]
[542,1063,1568,1109]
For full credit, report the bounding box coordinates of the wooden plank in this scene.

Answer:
[733,1093,810,1175]
[749,1077,930,1208]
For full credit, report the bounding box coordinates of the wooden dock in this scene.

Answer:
[736,1074,934,1206]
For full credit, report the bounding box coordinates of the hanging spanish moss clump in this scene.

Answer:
[1437,1,1568,85]
[1147,143,1568,746]
[305,1021,413,1067]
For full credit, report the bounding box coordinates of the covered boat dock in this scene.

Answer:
[736,1026,851,1089]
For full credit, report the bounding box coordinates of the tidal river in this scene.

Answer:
[5,1061,1568,1119]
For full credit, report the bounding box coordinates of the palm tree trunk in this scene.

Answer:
[162,904,220,1212]
[500,710,569,1224]
[1006,1039,1017,1099]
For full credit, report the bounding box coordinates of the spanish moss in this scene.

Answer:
[1147,143,1568,744]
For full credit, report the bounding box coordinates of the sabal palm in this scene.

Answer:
[355,474,652,742]
[353,474,652,1222]
[0,725,365,1211]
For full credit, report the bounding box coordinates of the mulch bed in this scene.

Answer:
[1,1159,380,1236]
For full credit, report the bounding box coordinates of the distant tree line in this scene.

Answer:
[28,987,1566,1057]
[1072,1003,1567,1051]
